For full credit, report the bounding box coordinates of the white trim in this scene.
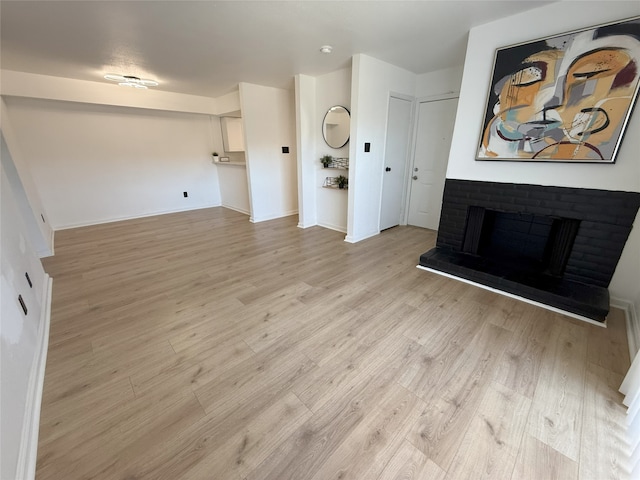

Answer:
[416,91,460,103]
[249,210,298,224]
[297,222,317,229]
[630,303,639,359]
[620,338,640,478]
[15,275,52,480]
[344,230,379,244]
[317,222,347,234]
[220,204,250,216]
[55,203,222,230]
[612,296,640,359]
[417,265,607,328]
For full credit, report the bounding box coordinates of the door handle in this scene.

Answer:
[385,167,391,172]
[412,175,418,180]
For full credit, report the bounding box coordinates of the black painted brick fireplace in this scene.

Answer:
[419,179,640,322]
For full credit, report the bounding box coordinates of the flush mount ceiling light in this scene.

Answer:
[319,45,333,54]
[104,74,159,89]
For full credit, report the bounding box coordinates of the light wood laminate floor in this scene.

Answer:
[37,207,631,480]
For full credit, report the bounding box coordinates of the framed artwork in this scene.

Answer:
[477,17,640,163]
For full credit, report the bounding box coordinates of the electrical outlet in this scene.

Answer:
[282,146,289,154]
[183,192,188,197]
[364,142,371,152]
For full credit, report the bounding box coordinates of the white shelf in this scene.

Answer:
[213,160,246,167]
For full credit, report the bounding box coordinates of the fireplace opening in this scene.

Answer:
[462,207,580,280]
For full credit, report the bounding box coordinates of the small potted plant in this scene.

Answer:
[336,175,348,189]
[321,155,333,168]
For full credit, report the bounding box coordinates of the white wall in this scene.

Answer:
[295,67,352,232]
[210,114,250,215]
[634,289,640,355]
[4,97,222,229]
[216,164,250,215]
[295,74,318,228]
[316,68,351,232]
[240,83,298,223]
[1,99,54,256]
[614,210,640,304]
[1,133,52,257]
[1,160,51,480]
[295,62,462,238]
[415,65,464,98]
[347,54,416,242]
[448,1,640,303]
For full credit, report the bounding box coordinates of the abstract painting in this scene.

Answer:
[477,17,640,163]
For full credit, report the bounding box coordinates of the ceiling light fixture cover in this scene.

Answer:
[319,45,333,54]
[104,74,159,89]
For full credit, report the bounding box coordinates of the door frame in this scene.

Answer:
[402,91,459,226]
[378,92,416,231]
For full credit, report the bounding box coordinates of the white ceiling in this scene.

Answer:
[0,1,556,98]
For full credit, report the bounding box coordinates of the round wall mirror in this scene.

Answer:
[322,106,350,149]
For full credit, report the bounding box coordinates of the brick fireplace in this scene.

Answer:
[419,179,640,322]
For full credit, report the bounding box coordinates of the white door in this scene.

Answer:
[380,96,413,231]
[408,97,458,230]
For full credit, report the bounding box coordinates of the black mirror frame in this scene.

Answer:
[322,106,350,149]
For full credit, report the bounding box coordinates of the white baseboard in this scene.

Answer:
[221,204,250,216]
[297,222,317,229]
[55,203,222,230]
[344,230,379,244]
[317,222,347,234]
[250,210,298,223]
[16,275,52,480]
[612,296,639,359]
[49,228,55,257]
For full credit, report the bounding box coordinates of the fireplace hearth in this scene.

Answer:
[419,179,640,322]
